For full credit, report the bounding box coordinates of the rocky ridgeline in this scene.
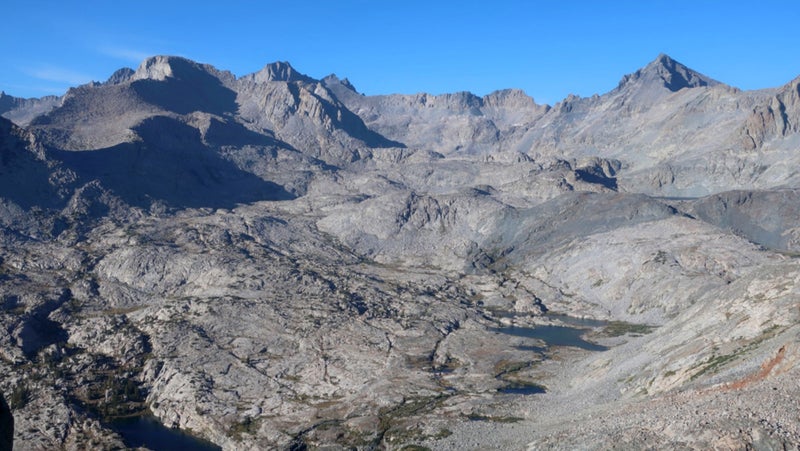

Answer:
[1,54,800,449]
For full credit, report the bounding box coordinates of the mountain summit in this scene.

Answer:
[243,61,315,84]
[132,55,204,81]
[617,53,720,92]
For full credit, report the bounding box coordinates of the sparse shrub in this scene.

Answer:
[9,382,31,409]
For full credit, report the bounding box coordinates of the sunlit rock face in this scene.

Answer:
[1,55,800,450]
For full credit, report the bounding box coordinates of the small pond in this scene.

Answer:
[491,323,607,352]
[110,415,221,451]
[497,382,546,395]
[488,313,610,396]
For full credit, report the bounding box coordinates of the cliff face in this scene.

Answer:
[738,76,800,150]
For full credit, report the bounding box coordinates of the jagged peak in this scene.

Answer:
[651,53,675,66]
[246,61,315,84]
[106,67,135,85]
[617,53,720,93]
[322,74,357,92]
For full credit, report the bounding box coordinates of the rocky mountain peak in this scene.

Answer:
[131,56,231,84]
[322,74,358,92]
[105,67,135,85]
[132,55,185,81]
[617,53,720,93]
[482,89,538,108]
[247,61,315,84]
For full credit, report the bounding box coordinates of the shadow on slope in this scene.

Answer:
[202,116,287,148]
[319,94,406,149]
[0,117,61,209]
[490,192,682,268]
[53,116,293,209]
[691,189,800,253]
[574,168,618,190]
[130,58,237,115]
[14,290,71,359]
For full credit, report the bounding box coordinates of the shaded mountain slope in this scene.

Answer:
[691,189,800,252]
[0,117,61,209]
[53,115,294,209]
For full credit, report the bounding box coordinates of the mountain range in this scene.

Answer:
[1,54,799,450]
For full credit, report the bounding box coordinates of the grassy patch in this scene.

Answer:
[467,414,525,423]
[493,360,533,378]
[690,352,740,380]
[690,325,785,381]
[379,396,446,424]
[229,416,262,440]
[9,382,31,409]
[377,395,449,446]
[600,321,657,337]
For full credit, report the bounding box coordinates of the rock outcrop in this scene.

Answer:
[738,75,800,149]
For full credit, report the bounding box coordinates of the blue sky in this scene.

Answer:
[2,1,799,105]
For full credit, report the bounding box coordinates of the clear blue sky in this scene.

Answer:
[2,1,799,105]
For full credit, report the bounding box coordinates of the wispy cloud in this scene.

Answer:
[98,45,151,63]
[24,65,95,86]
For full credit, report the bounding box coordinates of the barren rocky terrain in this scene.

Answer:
[1,54,799,450]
